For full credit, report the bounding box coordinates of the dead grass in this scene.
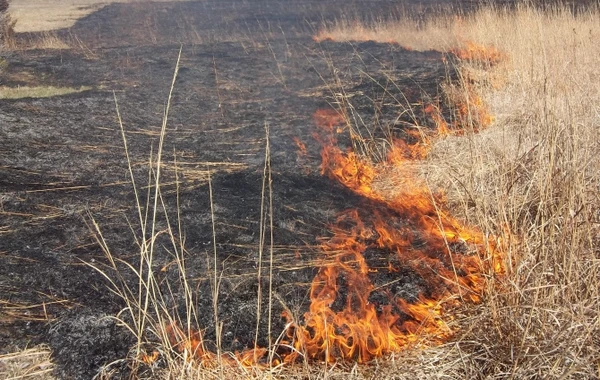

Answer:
[10,3,597,379]
[316,2,600,378]
[19,32,71,50]
[0,0,15,49]
[8,0,193,33]
[0,346,55,380]
[0,85,91,99]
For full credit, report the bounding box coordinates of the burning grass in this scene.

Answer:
[311,2,600,378]
[75,2,600,379]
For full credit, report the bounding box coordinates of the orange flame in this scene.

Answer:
[455,85,495,131]
[281,210,455,363]
[425,94,494,136]
[165,322,268,368]
[293,137,308,157]
[166,95,505,367]
[424,104,451,136]
[140,350,159,365]
[451,41,505,65]
[276,108,506,363]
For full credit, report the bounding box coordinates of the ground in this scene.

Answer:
[1,1,466,378]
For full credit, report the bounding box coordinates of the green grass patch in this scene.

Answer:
[0,85,91,99]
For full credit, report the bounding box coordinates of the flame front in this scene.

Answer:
[280,106,505,363]
[162,105,505,368]
[162,94,505,368]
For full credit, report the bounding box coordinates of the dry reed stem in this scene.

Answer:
[0,346,55,380]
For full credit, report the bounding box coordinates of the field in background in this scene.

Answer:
[8,0,191,33]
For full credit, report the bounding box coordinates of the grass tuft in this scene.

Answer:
[0,346,55,380]
[0,85,91,99]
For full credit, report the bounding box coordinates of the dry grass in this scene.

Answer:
[7,3,597,379]
[19,32,71,50]
[0,0,15,49]
[0,346,55,380]
[0,85,91,99]
[8,0,193,33]
[315,3,600,379]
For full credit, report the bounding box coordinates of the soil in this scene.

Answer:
[1,1,466,378]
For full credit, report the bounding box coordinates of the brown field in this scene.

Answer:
[9,0,191,32]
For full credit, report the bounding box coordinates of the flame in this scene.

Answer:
[276,108,505,363]
[293,137,308,157]
[163,104,505,367]
[451,41,505,65]
[165,323,214,363]
[456,84,495,130]
[140,350,159,365]
[424,104,451,136]
[425,93,494,136]
[281,210,455,363]
[165,322,269,368]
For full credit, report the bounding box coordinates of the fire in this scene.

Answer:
[451,40,505,65]
[425,93,494,135]
[141,350,159,365]
[165,323,213,363]
[281,210,455,363]
[424,104,451,136]
[293,137,308,157]
[277,107,505,363]
[165,322,268,368]
[161,103,505,367]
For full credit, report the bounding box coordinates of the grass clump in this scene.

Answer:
[0,0,16,49]
[0,345,55,380]
[0,85,91,99]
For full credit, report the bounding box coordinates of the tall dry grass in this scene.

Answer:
[315,3,599,378]
[427,7,600,379]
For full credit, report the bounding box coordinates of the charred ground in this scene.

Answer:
[1,0,463,378]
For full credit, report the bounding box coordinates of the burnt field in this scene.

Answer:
[0,0,485,378]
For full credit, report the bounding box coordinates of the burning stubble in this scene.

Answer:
[164,96,506,366]
[276,106,505,364]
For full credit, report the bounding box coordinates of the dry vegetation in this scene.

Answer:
[427,7,600,379]
[0,0,15,49]
[8,0,193,33]
[102,4,599,378]
[0,346,55,380]
[312,3,600,379]
[0,85,91,99]
[3,2,599,379]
